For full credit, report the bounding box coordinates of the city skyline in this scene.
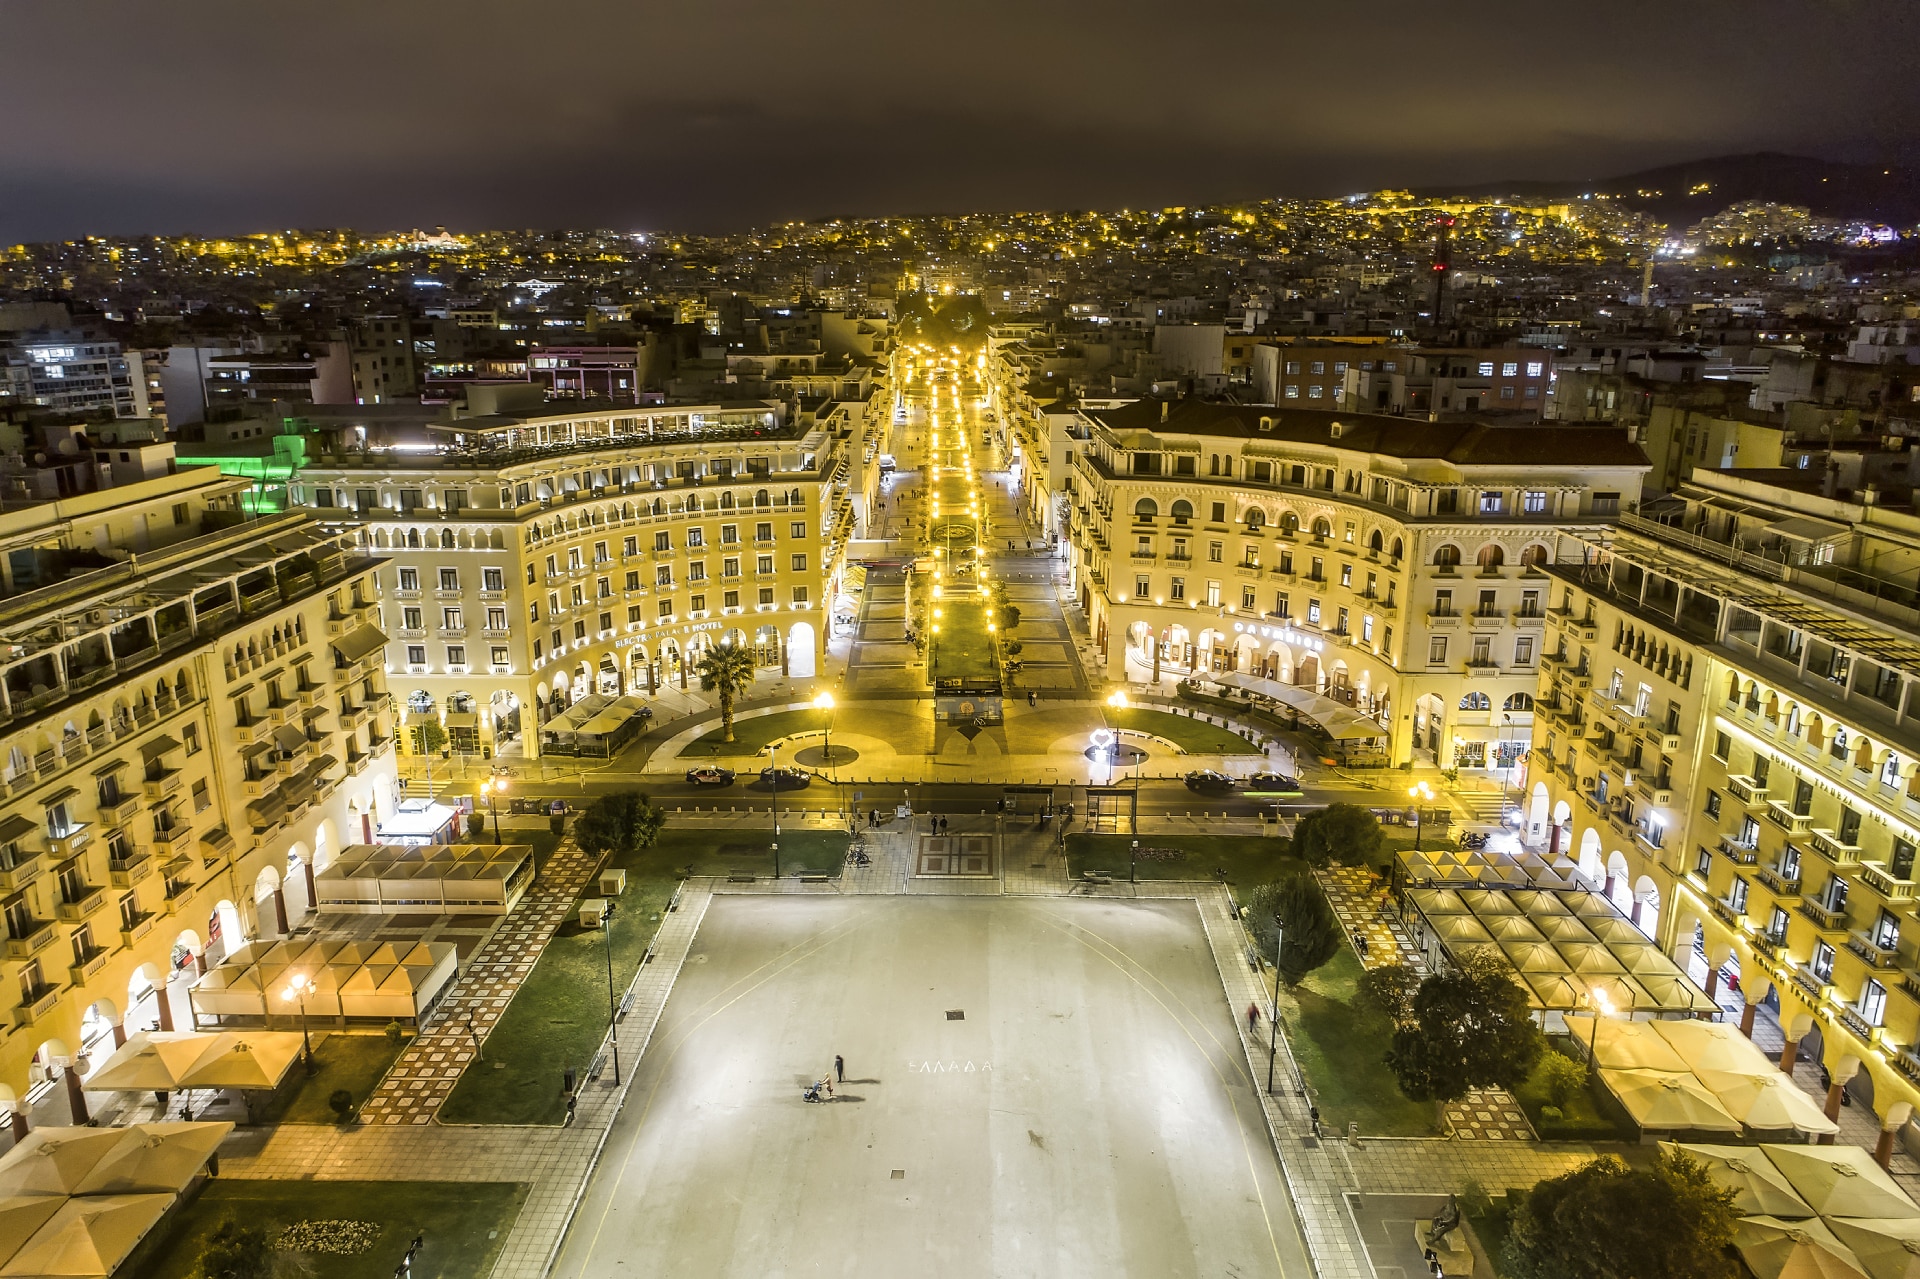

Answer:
[4,0,1918,243]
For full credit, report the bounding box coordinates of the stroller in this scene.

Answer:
[803,1081,825,1103]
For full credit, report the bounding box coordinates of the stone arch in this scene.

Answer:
[1310,516,1332,540]
[1432,543,1461,569]
[1476,543,1505,572]
[1368,529,1384,554]
[1577,828,1604,884]
[80,998,119,1059]
[1503,692,1534,712]
[1631,874,1661,937]
[787,622,818,679]
[1520,543,1550,570]
[1133,497,1158,521]
[1266,642,1293,684]
[211,900,243,962]
[1296,650,1320,690]
[253,864,284,940]
[1459,690,1491,711]
[283,840,314,924]
[1528,781,1550,841]
[1169,498,1193,523]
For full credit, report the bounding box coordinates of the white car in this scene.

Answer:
[878,454,897,473]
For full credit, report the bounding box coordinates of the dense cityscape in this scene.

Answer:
[3,10,1920,1275]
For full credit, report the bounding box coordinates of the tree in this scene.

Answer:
[1537,1049,1588,1108]
[1387,952,1542,1101]
[997,603,1021,631]
[328,1088,355,1123]
[414,718,447,756]
[197,1219,275,1279]
[1247,872,1342,986]
[572,791,666,861]
[1502,1150,1740,1279]
[1356,962,1421,1025]
[1288,803,1385,868]
[695,642,757,742]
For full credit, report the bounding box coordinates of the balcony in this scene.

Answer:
[69,947,110,986]
[13,984,59,1029]
[1810,830,1862,865]
[5,918,55,959]
[1839,1005,1885,1046]
[1718,834,1759,866]
[120,913,155,948]
[1711,897,1747,929]
[108,853,152,888]
[1766,801,1814,836]
[55,887,105,923]
[1860,862,1918,904]
[1797,899,1848,933]
[150,824,194,857]
[1725,775,1769,809]
[45,824,90,858]
[1756,864,1802,898]
[142,769,182,802]
[1847,932,1902,970]
[1790,965,1833,1002]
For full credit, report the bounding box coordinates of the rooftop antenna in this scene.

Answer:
[1430,216,1455,320]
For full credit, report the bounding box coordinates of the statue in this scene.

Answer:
[1423,1194,1462,1249]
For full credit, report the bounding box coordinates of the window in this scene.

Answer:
[442,607,462,630]
[1501,362,1518,377]
[791,554,808,572]
[1135,575,1151,597]
[397,567,419,592]
[1285,361,1300,375]
[1308,385,1324,399]
[791,522,806,538]
[573,620,587,640]
[759,588,775,606]
[438,568,459,591]
[1170,577,1186,601]
[1705,791,1722,819]
[723,557,740,578]
[1242,586,1257,610]
[1340,564,1353,587]
[492,646,510,666]
[1284,385,1300,399]
[689,595,707,614]
[1430,637,1449,664]
[1523,491,1547,514]
[482,567,505,591]
[1306,600,1322,624]
[757,555,774,574]
[182,724,201,755]
[1514,636,1534,665]
[1478,491,1505,515]
[1477,361,1495,376]
[1210,502,1226,522]
[657,566,674,587]
[687,562,707,582]
[446,645,466,666]
[402,606,423,630]
[721,524,738,544]
[1862,978,1888,1027]
[724,590,740,609]
[1713,731,1730,761]
[1526,361,1544,377]
[655,531,671,551]
[792,586,809,604]
[191,779,210,813]
[658,599,674,619]
[624,571,641,592]
[756,522,774,541]
[1362,615,1375,642]
[1811,941,1835,982]
[406,645,426,666]
[1310,361,1325,374]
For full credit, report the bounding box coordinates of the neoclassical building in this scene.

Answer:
[1534,470,1920,1149]
[294,401,864,758]
[1067,399,1651,772]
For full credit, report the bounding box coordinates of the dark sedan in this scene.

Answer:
[684,766,736,786]
[1183,769,1236,792]
[1243,771,1304,795]
[758,767,813,789]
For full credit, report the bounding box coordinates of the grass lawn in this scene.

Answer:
[686,708,828,758]
[1065,833,1299,886]
[256,1032,406,1125]
[1281,948,1440,1137]
[1466,1203,1515,1277]
[931,596,997,683]
[439,827,846,1125]
[1511,1039,1636,1141]
[128,1180,527,1279]
[1109,707,1258,754]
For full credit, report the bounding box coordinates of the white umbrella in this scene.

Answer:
[1734,1215,1870,1279]
[1599,1068,1743,1132]
[1828,1218,1920,1279]
[1569,1014,1689,1071]
[71,1122,233,1196]
[1765,1146,1920,1220]
[0,1131,126,1197]
[1697,1070,1839,1137]
[82,1033,219,1093]
[1654,1019,1778,1075]
[0,1198,65,1270]
[179,1032,306,1091]
[0,1193,173,1278]
[1665,1142,1814,1218]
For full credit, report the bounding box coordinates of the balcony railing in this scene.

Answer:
[1860,862,1918,904]
[1847,932,1902,970]
[1797,899,1848,932]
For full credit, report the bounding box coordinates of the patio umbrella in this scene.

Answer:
[1584,915,1654,945]
[1568,1014,1689,1071]
[1765,1146,1920,1220]
[0,1193,173,1278]
[1460,888,1521,915]
[1407,888,1469,916]
[1480,914,1546,944]
[1508,888,1572,916]
[1533,914,1598,944]
[179,1032,305,1091]
[1665,1143,1814,1218]
[1612,943,1680,977]
[1523,972,1585,1010]
[0,1198,65,1270]
[71,1122,233,1196]
[1599,1068,1743,1132]
[1565,890,1617,917]
[1828,1219,1920,1279]
[81,1033,219,1093]
[1654,1019,1778,1075]
[1734,1216,1870,1279]
[1502,940,1571,972]
[1698,1071,1840,1136]
[1558,941,1626,974]
[1635,972,1723,1014]
[1429,915,1494,944]
[0,1131,126,1197]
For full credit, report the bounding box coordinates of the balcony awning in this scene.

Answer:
[139,735,183,760]
[91,758,128,776]
[309,754,340,775]
[272,725,307,753]
[331,625,388,665]
[246,793,287,828]
[41,787,78,807]
[0,814,37,844]
[201,827,235,856]
[1205,672,1386,740]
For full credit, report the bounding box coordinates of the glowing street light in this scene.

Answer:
[1409,781,1436,850]
[282,972,316,1075]
[814,690,837,773]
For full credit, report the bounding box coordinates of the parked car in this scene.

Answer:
[1183,769,1236,792]
[684,766,736,786]
[758,767,812,789]
[1243,771,1303,795]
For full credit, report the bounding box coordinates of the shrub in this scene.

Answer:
[327,1089,354,1123]
[1289,804,1385,868]
[1538,1050,1588,1108]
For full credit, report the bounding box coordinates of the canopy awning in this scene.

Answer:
[1205,672,1387,740]
[331,625,388,664]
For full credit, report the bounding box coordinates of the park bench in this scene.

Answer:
[1081,870,1112,885]
[799,873,830,884]
[727,873,756,883]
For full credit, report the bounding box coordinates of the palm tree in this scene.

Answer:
[695,641,757,742]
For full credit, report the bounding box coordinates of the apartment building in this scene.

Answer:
[1249,341,1401,409]
[1069,398,1650,769]
[0,332,148,420]
[294,402,857,759]
[0,509,396,1124]
[1532,469,1920,1135]
[0,464,252,594]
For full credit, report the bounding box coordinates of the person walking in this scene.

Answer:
[1246,1002,1260,1034]
[835,1054,845,1083]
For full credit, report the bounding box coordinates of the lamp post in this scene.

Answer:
[814,691,836,777]
[1266,920,1285,1095]
[1130,838,1139,886]
[769,742,782,880]
[478,776,505,844]
[601,900,621,1085]
[283,972,315,1076]
[1409,781,1435,850]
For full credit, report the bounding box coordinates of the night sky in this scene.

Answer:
[4,0,1917,242]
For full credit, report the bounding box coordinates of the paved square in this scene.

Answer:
[552,896,1307,1278]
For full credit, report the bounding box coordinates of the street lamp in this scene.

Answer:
[283,972,315,1076]
[601,900,622,1086]
[814,691,836,776]
[1409,781,1435,850]
[769,742,782,880]
[478,776,506,844]
[1266,920,1285,1095]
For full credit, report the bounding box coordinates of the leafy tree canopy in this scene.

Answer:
[573,791,666,861]
[1502,1150,1740,1279]
[1356,962,1422,1025]
[1387,952,1542,1100]
[1247,872,1342,986]
[1289,803,1385,868]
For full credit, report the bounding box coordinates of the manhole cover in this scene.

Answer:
[891,1169,905,1180]
[946,1009,965,1020]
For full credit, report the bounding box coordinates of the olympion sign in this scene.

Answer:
[1231,621,1324,651]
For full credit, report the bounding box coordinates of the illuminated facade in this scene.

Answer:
[1068,399,1650,770]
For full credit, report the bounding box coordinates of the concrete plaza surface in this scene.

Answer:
[552,895,1309,1278]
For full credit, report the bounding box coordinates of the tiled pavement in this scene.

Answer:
[1441,1089,1537,1142]
[356,837,600,1124]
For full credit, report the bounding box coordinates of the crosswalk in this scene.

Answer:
[1454,790,1517,825]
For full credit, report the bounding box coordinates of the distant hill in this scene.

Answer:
[1415,152,1920,226]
